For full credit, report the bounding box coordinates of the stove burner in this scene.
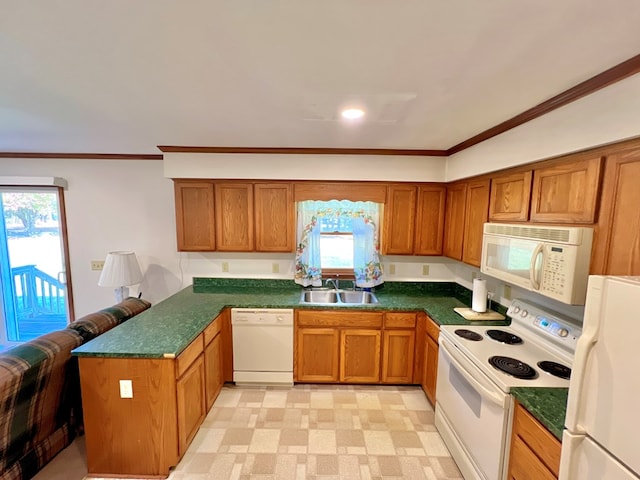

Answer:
[489,356,538,379]
[454,329,483,341]
[538,361,572,380]
[487,329,523,345]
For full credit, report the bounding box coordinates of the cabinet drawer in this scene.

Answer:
[509,435,557,480]
[425,315,439,341]
[176,334,204,378]
[203,317,222,346]
[512,402,561,477]
[383,312,416,328]
[297,310,383,328]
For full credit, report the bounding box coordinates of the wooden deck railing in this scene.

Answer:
[12,265,66,317]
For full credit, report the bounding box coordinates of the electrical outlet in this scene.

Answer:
[119,379,133,399]
[388,264,396,275]
[272,263,279,273]
[222,262,229,273]
[504,284,512,300]
[422,264,430,276]
[91,260,105,271]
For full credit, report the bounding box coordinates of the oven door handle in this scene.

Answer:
[440,338,507,408]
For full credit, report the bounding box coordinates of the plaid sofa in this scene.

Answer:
[0,297,151,480]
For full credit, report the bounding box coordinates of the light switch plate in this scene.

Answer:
[422,264,430,276]
[388,264,396,275]
[119,380,133,398]
[91,260,105,271]
[222,262,229,273]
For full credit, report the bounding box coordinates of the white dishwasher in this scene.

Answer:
[231,308,294,385]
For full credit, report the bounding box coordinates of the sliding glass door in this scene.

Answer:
[0,186,73,350]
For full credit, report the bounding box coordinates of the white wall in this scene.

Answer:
[446,73,640,181]
[164,153,447,182]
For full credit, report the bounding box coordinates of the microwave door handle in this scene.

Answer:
[529,243,544,290]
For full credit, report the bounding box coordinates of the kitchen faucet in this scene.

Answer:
[325,278,340,290]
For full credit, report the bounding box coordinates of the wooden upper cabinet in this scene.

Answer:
[214,182,254,251]
[174,181,216,251]
[462,179,490,267]
[254,183,295,252]
[530,156,604,224]
[414,185,446,255]
[443,183,467,260]
[383,185,417,255]
[591,149,640,275]
[489,171,532,222]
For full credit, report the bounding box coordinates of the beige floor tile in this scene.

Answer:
[308,429,337,454]
[418,431,453,456]
[363,431,395,455]
[248,429,281,453]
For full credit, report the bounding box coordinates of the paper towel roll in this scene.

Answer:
[472,278,488,313]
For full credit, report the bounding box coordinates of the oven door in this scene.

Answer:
[435,337,512,480]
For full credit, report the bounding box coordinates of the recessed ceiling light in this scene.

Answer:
[341,108,365,120]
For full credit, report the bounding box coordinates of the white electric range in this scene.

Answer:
[434,299,581,480]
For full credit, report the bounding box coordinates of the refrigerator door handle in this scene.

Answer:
[564,280,603,432]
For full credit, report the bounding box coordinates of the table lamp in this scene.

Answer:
[98,251,143,302]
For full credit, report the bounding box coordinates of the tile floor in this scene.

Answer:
[35,384,462,480]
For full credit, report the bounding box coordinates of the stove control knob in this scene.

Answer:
[512,306,521,314]
[521,309,528,318]
[558,328,569,337]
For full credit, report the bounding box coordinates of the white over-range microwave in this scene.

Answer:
[481,223,593,305]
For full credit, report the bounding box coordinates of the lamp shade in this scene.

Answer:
[98,251,143,287]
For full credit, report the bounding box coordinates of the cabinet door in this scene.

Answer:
[424,335,438,406]
[340,329,381,383]
[381,330,415,384]
[530,156,604,223]
[414,185,446,255]
[592,150,640,275]
[462,179,490,267]
[489,171,532,222]
[204,332,223,410]
[295,328,340,383]
[423,316,439,406]
[174,181,215,251]
[254,183,295,252]
[176,355,206,456]
[215,182,254,251]
[508,401,561,479]
[383,185,417,255]
[443,183,467,260]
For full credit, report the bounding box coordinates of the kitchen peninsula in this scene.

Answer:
[72,278,565,478]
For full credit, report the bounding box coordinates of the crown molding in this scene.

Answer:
[157,146,448,156]
[0,152,163,160]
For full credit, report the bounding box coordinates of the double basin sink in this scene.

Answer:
[299,288,379,305]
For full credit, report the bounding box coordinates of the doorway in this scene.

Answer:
[0,186,74,350]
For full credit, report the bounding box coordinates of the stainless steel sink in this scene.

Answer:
[299,289,378,305]
[300,290,338,304]
[338,291,378,304]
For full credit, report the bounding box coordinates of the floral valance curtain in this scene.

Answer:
[294,200,384,288]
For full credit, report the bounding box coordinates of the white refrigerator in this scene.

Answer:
[560,275,640,479]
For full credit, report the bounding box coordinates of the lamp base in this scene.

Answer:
[114,286,129,303]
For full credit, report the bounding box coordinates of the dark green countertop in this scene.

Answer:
[72,279,509,358]
[510,387,568,440]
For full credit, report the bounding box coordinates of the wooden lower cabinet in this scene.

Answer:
[295,327,340,382]
[176,354,206,455]
[382,330,415,383]
[508,401,561,480]
[79,318,226,477]
[422,315,439,406]
[341,329,381,383]
[204,315,224,410]
[294,310,417,385]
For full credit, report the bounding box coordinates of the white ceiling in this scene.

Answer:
[2,0,640,155]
